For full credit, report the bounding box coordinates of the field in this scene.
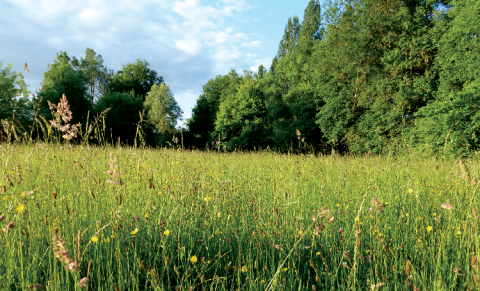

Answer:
[1,143,479,290]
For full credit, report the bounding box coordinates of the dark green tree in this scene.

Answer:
[107,59,163,100]
[186,70,242,148]
[415,0,479,155]
[94,90,144,145]
[37,52,90,126]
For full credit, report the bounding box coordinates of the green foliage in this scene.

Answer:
[144,83,183,134]
[107,59,163,100]
[75,48,110,104]
[0,62,29,120]
[94,90,144,144]
[415,0,480,155]
[37,51,91,126]
[186,70,242,148]
[187,0,469,155]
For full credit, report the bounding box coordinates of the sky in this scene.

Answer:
[0,0,314,125]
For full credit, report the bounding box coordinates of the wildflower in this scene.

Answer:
[78,277,89,287]
[441,203,453,210]
[408,189,414,194]
[418,217,423,220]
[261,280,265,283]
[316,252,321,255]
[275,244,280,249]
[164,229,170,236]
[329,216,335,223]
[283,267,288,271]
[158,191,162,195]
[298,230,303,235]
[3,221,14,232]
[190,256,198,263]
[20,192,25,197]
[91,236,99,243]
[241,266,248,272]
[133,216,139,222]
[131,228,139,235]
[16,204,25,213]
[342,262,350,269]
[338,228,343,233]
[426,226,433,232]
[457,231,461,235]
[204,197,212,203]
[217,212,221,218]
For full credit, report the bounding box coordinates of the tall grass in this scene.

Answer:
[0,142,479,290]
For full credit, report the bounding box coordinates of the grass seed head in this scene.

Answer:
[78,277,90,288]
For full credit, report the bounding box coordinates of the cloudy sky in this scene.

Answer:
[1,0,312,123]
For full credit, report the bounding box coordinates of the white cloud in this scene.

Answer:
[241,40,262,47]
[1,0,275,120]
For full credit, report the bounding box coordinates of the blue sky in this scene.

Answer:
[1,0,313,124]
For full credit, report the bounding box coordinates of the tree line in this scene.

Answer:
[186,0,479,156]
[1,0,479,156]
[0,49,182,145]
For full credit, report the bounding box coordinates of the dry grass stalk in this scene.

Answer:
[459,159,471,181]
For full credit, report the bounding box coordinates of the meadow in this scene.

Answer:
[1,143,479,290]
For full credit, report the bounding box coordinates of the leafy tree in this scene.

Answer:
[144,83,183,134]
[94,90,144,144]
[37,52,90,126]
[74,48,110,105]
[0,62,28,120]
[186,70,242,148]
[415,0,480,154]
[107,59,163,100]
[215,71,268,149]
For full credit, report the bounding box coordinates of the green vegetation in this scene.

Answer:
[187,0,480,156]
[1,143,480,290]
[1,0,479,155]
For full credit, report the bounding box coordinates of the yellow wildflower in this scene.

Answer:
[241,266,248,272]
[131,228,139,235]
[426,226,433,232]
[16,204,25,213]
[190,256,198,263]
[164,229,170,236]
[91,236,99,243]
[204,197,212,203]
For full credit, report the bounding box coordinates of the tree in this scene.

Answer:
[94,90,144,144]
[0,62,28,120]
[415,0,480,155]
[186,70,242,148]
[144,83,183,134]
[74,48,109,106]
[37,52,90,126]
[107,59,163,100]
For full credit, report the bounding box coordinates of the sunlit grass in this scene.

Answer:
[0,143,479,290]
